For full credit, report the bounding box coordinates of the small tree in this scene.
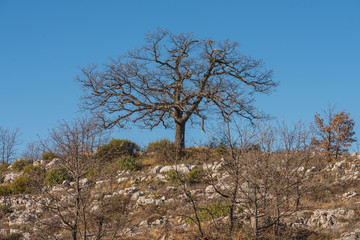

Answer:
[311,106,356,159]
[197,119,313,239]
[0,127,20,164]
[35,117,129,240]
[77,29,277,157]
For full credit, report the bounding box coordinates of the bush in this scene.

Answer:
[187,168,203,184]
[11,176,31,193]
[185,201,231,224]
[45,167,73,185]
[42,151,58,160]
[0,233,23,240]
[0,175,34,196]
[146,139,176,163]
[0,184,12,196]
[0,203,12,219]
[23,164,43,175]
[0,163,10,183]
[97,139,139,161]
[12,159,31,172]
[167,168,203,185]
[118,156,142,171]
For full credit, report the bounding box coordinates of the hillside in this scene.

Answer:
[1,146,360,240]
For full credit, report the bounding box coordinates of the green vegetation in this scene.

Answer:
[185,201,232,224]
[11,176,31,193]
[0,233,23,240]
[118,156,142,171]
[146,139,176,163]
[12,159,30,172]
[146,139,175,153]
[97,139,139,161]
[23,164,43,175]
[0,204,12,218]
[42,151,58,160]
[45,167,72,185]
[167,168,203,185]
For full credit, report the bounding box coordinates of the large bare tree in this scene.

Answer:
[77,29,277,154]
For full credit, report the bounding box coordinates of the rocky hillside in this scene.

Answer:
[1,151,360,240]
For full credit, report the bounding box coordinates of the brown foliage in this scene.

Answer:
[311,106,356,159]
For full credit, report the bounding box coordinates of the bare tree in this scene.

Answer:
[206,120,313,239]
[77,29,277,156]
[0,126,20,164]
[34,117,129,240]
[21,141,41,162]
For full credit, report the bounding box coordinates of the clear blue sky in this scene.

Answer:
[1,0,360,154]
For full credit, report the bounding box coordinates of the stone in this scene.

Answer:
[166,186,177,192]
[205,185,215,194]
[117,177,129,183]
[46,158,62,169]
[342,191,358,200]
[124,187,139,194]
[130,191,144,201]
[137,196,156,205]
[150,165,163,174]
[79,178,90,186]
[307,208,355,229]
[336,232,360,240]
[3,172,21,183]
[159,164,191,174]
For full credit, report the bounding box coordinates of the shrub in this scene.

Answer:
[185,201,231,224]
[186,168,203,184]
[23,164,43,175]
[45,167,73,185]
[0,203,12,219]
[11,176,31,193]
[0,184,12,196]
[167,168,203,185]
[146,139,176,163]
[12,159,31,172]
[0,233,23,240]
[0,163,10,183]
[42,151,58,160]
[97,139,139,161]
[118,156,142,171]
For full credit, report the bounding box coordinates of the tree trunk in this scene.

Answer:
[175,121,185,158]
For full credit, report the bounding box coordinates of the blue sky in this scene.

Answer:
[1,0,360,154]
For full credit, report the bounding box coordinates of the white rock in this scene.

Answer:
[166,186,177,191]
[336,232,360,240]
[117,177,129,183]
[3,172,21,183]
[159,164,191,174]
[205,185,215,194]
[150,165,163,174]
[130,191,144,201]
[46,158,62,169]
[124,187,139,194]
[79,178,90,186]
[137,196,156,205]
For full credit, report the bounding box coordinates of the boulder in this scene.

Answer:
[159,164,191,174]
[307,208,355,229]
[46,158,62,169]
[3,172,21,183]
[336,232,360,240]
[150,165,163,174]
